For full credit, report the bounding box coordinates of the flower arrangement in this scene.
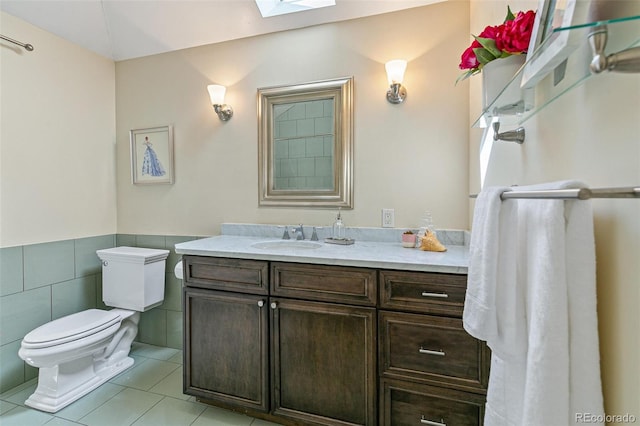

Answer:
[457,7,536,84]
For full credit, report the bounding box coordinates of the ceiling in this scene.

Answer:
[0,0,445,61]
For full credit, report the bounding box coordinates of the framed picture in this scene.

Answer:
[521,0,592,88]
[130,125,174,185]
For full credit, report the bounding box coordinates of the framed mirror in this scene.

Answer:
[258,77,353,208]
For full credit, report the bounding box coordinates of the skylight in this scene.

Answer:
[255,0,336,18]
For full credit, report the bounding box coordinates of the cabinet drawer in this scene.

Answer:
[379,311,488,392]
[380,379,485,426]
[184,256,268,295]
[379,270,467,316]
[271,262,377,306]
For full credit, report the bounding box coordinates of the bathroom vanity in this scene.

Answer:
[176,226,489,426]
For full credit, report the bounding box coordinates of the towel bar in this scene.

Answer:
[470,186,639,200]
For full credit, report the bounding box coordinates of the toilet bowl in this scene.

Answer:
[18,246,169,413]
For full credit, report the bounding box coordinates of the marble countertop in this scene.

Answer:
[175,224,469,274]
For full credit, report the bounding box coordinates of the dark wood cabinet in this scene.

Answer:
[183,287,269,411]
[381,379,485,426]
[271,297,376,425]
[378,270,489,426]
[183,256,378,425]
[182,256,488,426]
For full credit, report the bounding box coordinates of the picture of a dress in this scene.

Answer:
[130,125,174,185]
[141,136,166,177]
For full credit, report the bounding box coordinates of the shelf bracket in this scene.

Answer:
[493,122,525,144]
[589,25,640,74]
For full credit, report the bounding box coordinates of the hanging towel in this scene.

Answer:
[464,186,526,362]
[465,180,604,426]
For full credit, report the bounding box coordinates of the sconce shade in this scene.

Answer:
[385,60,407,104]
[207,84,233,121]
[207,84,226,105]
[385,59,407,85]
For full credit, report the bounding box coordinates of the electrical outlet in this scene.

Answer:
[382,208,395,228]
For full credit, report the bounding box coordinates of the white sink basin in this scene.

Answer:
[251,240,323,250]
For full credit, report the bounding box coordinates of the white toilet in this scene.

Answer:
[18,246,169,413]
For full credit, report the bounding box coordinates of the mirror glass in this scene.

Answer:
[258,77,353,208]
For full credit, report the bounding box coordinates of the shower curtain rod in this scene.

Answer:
[0,34,34,51]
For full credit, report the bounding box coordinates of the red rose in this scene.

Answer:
[456,8,537,84]
[498,10,535,53]
[459,25,500,70]
[459,44,479,70]
[478,24,501,41]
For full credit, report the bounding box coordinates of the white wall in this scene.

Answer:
[0,12,117,247]
[468,0,640,419]
[114,2,470,236]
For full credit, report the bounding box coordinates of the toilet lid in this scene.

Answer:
[23,309,121,348]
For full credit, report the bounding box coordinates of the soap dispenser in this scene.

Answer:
[332,209,345,240]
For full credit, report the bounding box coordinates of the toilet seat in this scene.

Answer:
[22,309,121,349]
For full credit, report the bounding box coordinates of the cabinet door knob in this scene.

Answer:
[257,300,264,307]
[421,291,448,299]
[420,417,446,426]
[270,302,277,309]
[419,347,446,357]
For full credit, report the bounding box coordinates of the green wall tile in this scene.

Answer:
[138,308,167,347]
[52,276,97,320]
[0,286,50,346]
[165,236,197,269]
[95,274,108,310]
[166,310,183,350]
[116,234,136,247]
[25,363,37,381]
[0,341,25,393]
[75,235,115,278]
[136,235,166,250]
[0,247,23,297]
[162,273,182,312]
[23,240,74,290]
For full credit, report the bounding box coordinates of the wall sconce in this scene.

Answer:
[207,84,234,121]
[385,59,407,104]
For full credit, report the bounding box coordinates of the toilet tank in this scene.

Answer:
[96,247,170,312]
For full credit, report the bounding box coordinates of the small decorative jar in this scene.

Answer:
[402,231,416,248]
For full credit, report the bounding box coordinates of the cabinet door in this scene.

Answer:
[270,298,377,426]
[183,287,269,412]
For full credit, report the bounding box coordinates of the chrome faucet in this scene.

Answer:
[293,224,305,240]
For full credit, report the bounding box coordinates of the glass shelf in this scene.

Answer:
[473,15,640,128]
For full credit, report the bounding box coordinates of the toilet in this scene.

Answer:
[18,246,169,413]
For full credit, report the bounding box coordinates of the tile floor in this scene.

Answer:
[0,343,280,426]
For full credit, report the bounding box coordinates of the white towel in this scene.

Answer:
[465,180,604,426]
[464,186,526,361]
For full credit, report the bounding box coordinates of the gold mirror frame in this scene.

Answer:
[258,77,353,208]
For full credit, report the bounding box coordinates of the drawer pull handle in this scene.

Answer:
[419,347,445,356]
[421,292,448,298]
[420,417,446,426]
